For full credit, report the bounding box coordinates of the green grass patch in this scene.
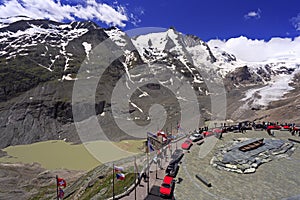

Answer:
[79,172,136,200]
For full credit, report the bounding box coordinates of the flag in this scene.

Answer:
[147,132,157,138]
[116,173,125,180]
[157,131,167,138]
[177,121,185,132]
[58,188,64,199]
[57,178,67,188]
[114,166,124,172]
[177,121,180,130]
[147,138,155,152]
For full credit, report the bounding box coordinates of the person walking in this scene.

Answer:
[267,128,271,136]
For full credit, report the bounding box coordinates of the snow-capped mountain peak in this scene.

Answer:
[1,19,300,120]
[0,19,106,72]
[131,28,217,86]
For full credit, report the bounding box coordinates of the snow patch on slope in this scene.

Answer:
[133,31,168,51]
[132,30,169,61]
[61,74,77,81]
[129,100,143,113]
[104,28,127,47]
[82,42,92,60]
[0,23,8,29]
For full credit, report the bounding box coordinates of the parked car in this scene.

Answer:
[160,179,175,198]
[165,162,179,177]
[202,131,213,137]
[239,121,253,130]
[281,125,291,130]
[293,125,300,131]
[212,128,223,134]
[162,175,174,185]
[253,124,265,131]
[225,125,239,132]
[267,125,281,130]
[170,149,184,163]
[189,133,204,142]
[181,139,193,150]
[290,125,300,136]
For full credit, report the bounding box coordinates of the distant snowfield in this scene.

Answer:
[241,74,295,107]
[132,30,169,52]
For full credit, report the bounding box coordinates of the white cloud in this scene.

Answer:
[291,13,300,31]
[208,36,300,62]
[244,8,261,20]
[0,0,130,27]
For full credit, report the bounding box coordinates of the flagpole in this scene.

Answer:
[176,121,179,150]
[112,163,115,200]
[146,134,150,195]
[134,157,137,200]
[155,151,158,179]
[56,175,59,200]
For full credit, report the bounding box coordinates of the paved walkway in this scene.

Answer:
[122,139,184,200]
[174,130,300,200]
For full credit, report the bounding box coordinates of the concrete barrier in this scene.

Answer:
[195,174,212,187]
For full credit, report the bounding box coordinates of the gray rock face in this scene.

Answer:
[0,149,7,157]
[225,66,263,88]
[0,81,79,148]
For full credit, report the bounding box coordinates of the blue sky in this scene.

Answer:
[0,0,299,41]
[120,0,300,41]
